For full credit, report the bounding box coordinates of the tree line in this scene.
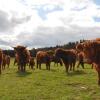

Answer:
[3,39,86,57]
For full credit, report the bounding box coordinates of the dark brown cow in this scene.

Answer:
[76,40,100,85]
[55,48,77,73]
[13,46,30,72]
[6,55,10,68]
[0,49,3,74]
[29,57,35,69]
[36,51,50,70]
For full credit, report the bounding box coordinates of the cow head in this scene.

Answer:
[13,46,26,53]
[76,41,100,62]
[55,48,64,58]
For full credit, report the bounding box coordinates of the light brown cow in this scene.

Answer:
[76,39,100,85]
[36,51,51,70]
[13,46,30,72]
[55,48,77,73]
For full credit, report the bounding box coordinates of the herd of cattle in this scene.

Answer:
[0,38,99,85]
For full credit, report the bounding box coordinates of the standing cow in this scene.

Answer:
[13,46,30,72]
[76,40,100,85]
[36,51,51,70]
[55,48,77,73]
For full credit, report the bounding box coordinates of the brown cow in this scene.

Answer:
[36,51,51,70]
[76,40,100,85]
[55,48,77,73]
[0,49,3,74]
[29,57,35,69]
[13,46,30,72]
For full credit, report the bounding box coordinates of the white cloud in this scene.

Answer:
[0,0,100,49]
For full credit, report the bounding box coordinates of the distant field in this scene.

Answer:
[0,58,100,100]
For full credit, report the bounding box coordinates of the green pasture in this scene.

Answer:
[0,58,100,100]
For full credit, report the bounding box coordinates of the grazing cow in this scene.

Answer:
[76,40,100,85]
[6,55,10,68]
[36,51,51,70]
[50,55,63,66]
[2,54,6,70]
[0,49,3,74]
[29,57,35,69]
[13,46,30,72]
[55,48,77,73]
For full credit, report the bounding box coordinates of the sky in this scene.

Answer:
[0,0,100,49]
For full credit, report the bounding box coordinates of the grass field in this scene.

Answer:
[0,58,100,100]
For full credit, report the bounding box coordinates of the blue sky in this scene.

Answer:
[0,0,100,49]
[93,0,100,5]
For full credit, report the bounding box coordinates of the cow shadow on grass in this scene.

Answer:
[16,71,32,77]
[66,70,86,76]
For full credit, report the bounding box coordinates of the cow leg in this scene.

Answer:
[36,60,38,69]
[94,64,100,85]
[57,63,58,67]
[2,65,3,70]
[46,63,48,70]
[72,62,76,71]
[7,64,9,68]
[18,64,20,71]
[81,62,84,69]
[49,63,50,70]
[20,64,24,72]
[54,62,55,66]
[98,71,100,85]
[77,61,80,68]
[91,64,93,69]
[29,64,30,69]
[31,65,33,69]
[47,63,50,70]
[70,64,72,71]
[4,64,5,70]
[23,65,25,72]
[60,61,62,66]
[96,65,100,85]
[65,63,69,73]
[18,66,20,71]
[39,63,41,69]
